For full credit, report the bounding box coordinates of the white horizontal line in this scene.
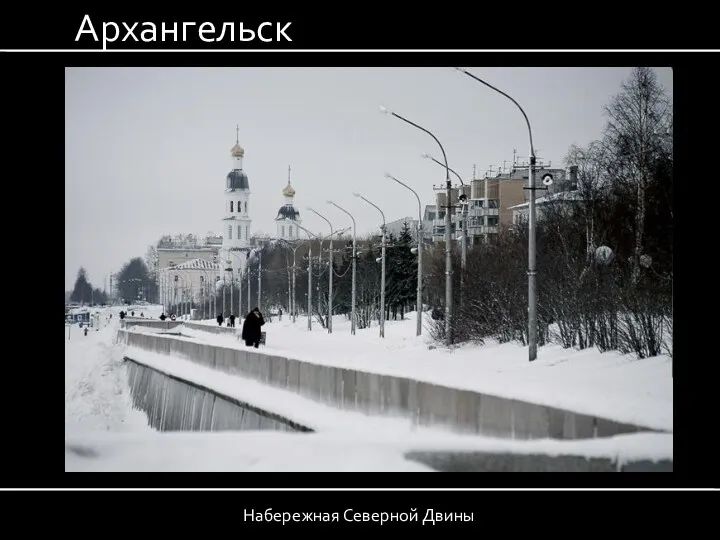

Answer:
[0,48,708,53]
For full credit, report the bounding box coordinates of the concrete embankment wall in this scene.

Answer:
[125,358,312,432]
[405,451,673,472]
[121,319,184,331]
[117,326,663,440]
[183,321,238,335]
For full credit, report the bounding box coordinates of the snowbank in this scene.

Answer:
[169,312,673,432]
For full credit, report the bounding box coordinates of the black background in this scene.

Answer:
[0,6,716,50]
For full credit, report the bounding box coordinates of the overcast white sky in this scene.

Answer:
[65,66,672,290]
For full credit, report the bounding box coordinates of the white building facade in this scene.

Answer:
[158,258,221,310]
[385,216,420,240]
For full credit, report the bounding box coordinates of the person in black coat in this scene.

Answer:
[229,314,236,327]
[216,313,224,326]
[241,307,265,348]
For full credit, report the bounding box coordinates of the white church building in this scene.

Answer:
[157,128,304,314]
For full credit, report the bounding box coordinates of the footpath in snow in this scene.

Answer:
[65,320,151,434]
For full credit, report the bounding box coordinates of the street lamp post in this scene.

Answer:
[222,268,227,316]
[454,67,540,361]
[293,222,347,331]
[238,267,243,317]
[306,246,312,330]
[308,207,336,334]
[247,267,251,312]
[287,220,319,331]
[291,220,349,332]
[353,192,387,338]
[422,152,468,270]
[327,200,358,336]
[385,173,424,338]
[225,259,233,318]
[179,269,193,319]
[277,229,308,325]
[257,251,262,313]
[380,105,452,345]
[422,152,469,307]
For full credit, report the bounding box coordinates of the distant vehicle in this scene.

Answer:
[70,312,90,324]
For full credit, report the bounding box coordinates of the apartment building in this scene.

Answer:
[421,162,572,245]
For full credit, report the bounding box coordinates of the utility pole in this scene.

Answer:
[307,246,312,330]
[424,154,468,308]
[292,252,297,323]
[328,201,357,335]
[257,251,262,313]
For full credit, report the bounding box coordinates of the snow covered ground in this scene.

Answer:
[65,317,152,433]
[175,311,673,432]
[66,429,672,473]
[65,304,672,472]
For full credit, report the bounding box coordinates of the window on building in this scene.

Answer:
[237,225,241,239]
[289,226,293,238]
[281,225,285,237]
[237,201,241,212]
[246,226,249,240]
[488,199,498,209]
[200,276,204,283]
[228,225,232,240]
[230,201,234,212]
[244,201,248,213]
[174,275,178,282]
[487,217,499,227]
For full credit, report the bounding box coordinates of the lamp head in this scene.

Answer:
[384,173,392,180]
[421,152,432,160]
[326,200,334,205]
[306,206,314,211]
[352,192,361,198]
[379,105,391,115]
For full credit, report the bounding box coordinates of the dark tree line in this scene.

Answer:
[426,67,672,359]
[115,257,158,304]
[70,267,108,305]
